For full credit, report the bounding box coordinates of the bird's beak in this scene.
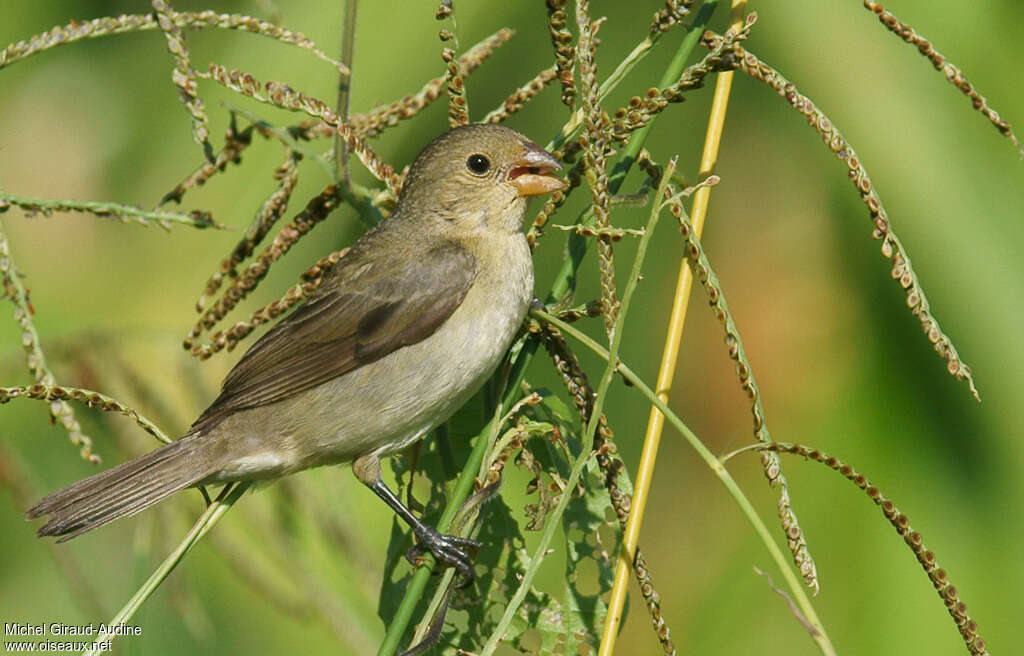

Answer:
[508,142,568,197]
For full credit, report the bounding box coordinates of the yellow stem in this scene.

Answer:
[597,2,745,654]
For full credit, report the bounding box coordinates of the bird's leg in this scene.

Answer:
[352,454,480,584]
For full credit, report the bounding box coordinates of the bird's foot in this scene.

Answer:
[407,525,481,586]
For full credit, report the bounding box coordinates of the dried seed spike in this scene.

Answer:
[204,64,400,196]
[554,300,604,323]
[532,320,675,655]
[0,384,170,445]
[185,183,341,351]
[649,0,694,36]
[527,159,584,247]
[636,149,663,187]
[575,0,619,335]
[436,2,469,127]
[757,442,992,656]
[610,20,751,145]
[662,18,753,103]
[864,1,1022,158]
[191,249,348,358]
[1,12,347,74]
[152,0,214,163]
[347,29,513,139]
[483,66,558,124]
[659,176,818,595]
[193,151,301,314]
[546,0,576,107]
[550,223,644,240]
[161,121,255,207]
[441,46,468,127]
[725,40,980,401]
[0,192,225,230]
[0,222,97,463]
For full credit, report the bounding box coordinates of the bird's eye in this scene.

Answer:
[466,154,491,175]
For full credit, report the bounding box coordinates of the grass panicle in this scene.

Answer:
[0,222,96,463]
[863,1,1022,158]
[0,10,348,73]
[650,1,695,36]
[532,321,675,655]
[437,2,468,127]
[532,306,837,655]
[161,120,255,207]
[724,39,981,401]
[610,13,755,146]
[152,0,214,163]
[0,384,170,445]
[731,442,992,656]
[193,152,301,313]
[202,64,401,193]
[546,0,576,107]
[526,158,584,247]
[483,65,559,124]
[1,3,1012,655]
[190,249,345,359]
[347,28,514,138]
[0,193,224,230]
[574,0,619,335]
[184,182,341,352]
[660,170,819,594]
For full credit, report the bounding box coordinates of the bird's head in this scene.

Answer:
[396,124,567,234]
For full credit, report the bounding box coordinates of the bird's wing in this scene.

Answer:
[190,240,476,432]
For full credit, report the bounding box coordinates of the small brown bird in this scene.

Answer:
[27,124,566,580]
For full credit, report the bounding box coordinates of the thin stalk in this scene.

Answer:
[550,1,716,155]
[83,482,251,655]
[478,146,678,656]
[375,378,511,656]
[0,193,227,230]
[598,2,742,652]
[545,0,719,307]
[407,392,540,646]
[334,0,358,183]
[533,309,836,655]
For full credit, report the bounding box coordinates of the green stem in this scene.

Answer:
[531,309,837,656]
[479,149,676,656]
[0,192,228,230]
[377,348,535,656]
[334,0,358,182]
[409,390,540,646]
[546,0,719,306]
[223,104,385,227]
[83,482,251,656]
[550,2,717,155]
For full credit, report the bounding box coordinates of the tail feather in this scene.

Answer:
[26,436,218,541]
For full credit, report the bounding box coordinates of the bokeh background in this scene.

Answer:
[2,1,1022,654]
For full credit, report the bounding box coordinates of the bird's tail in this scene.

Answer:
[26,435,217,542]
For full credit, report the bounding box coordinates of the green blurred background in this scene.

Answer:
[2,1,1022,654]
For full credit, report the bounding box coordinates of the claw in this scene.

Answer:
[408,524,481,585]
[359,469,483,587]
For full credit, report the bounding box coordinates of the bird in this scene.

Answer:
[26,124,566,581]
